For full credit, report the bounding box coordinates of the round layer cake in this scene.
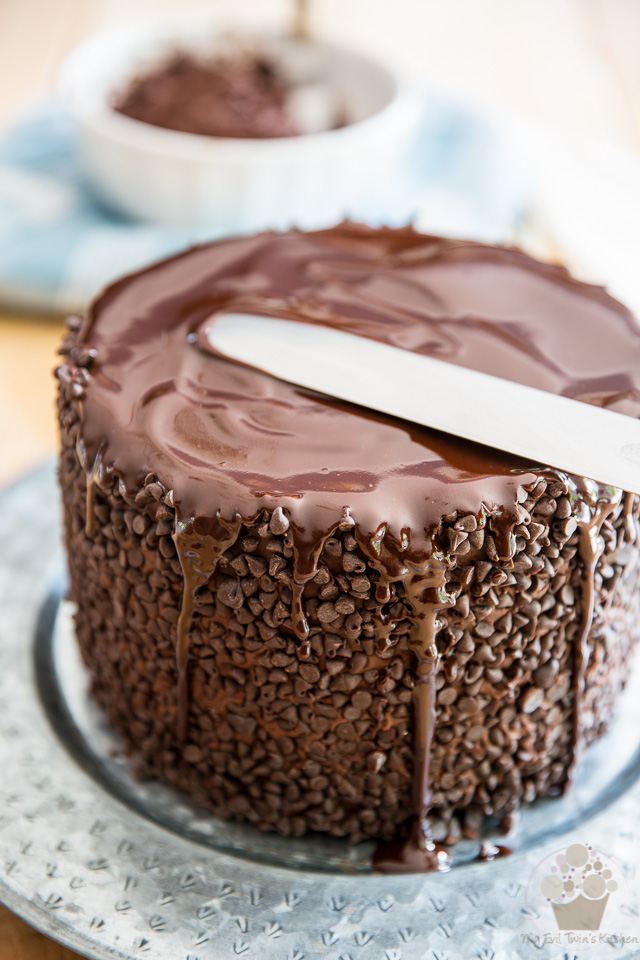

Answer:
[57,224,640,871]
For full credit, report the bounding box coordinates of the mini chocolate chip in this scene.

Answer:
[457,635,475,654]
[457,696,478,715]
[313,566,331,585]
[218,578,244,610]
[319,583,339,601]
[231,556,249,576]
[159,536,175,559]
[269,555,287,577]
[438,687,457,705]
[145,482,165,501]
[343,552,365,573]
[352,690,372,710]
[486,667,504,683]
[526,523,544,545]
[326,659,345,676]
[228,713,257,737]
[454,539,472,556]
[338,509,355,531]
[351,576,371,594]
[299,663,320,683]
[132,514,149,536]
[336,722,356,741]
[270,507,289,535]
[242,577,259,597]
[317,602,339,623]
[533,658,559,690]
[447,528,468,552]
[454,515,477,532]
[521,687,544,714]
[246,555,267,578]
[324,538,342,556]
[335,596,355,615]
[342,674,361,693]
[466,725,485,742]
[367,750,386,773]
[351,654,368,673]
[548,481,567,498]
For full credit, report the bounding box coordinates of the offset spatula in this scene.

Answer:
[207,314,640,496]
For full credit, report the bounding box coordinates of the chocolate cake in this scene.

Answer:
[56,225,640,872]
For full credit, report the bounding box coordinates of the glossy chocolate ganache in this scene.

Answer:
[57,224,640,872]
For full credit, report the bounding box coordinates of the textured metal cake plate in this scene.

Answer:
[2,463,640,960]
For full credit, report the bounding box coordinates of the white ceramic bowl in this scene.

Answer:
[59,17,416,231]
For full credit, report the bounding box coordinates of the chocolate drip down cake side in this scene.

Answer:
[56,225,640,872]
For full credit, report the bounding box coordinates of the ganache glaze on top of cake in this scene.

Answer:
[67,224,640,871]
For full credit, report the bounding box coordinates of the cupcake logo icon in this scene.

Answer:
[524,841,636,948]
[540,843,616,931]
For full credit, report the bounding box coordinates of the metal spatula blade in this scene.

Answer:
[207,314,640,495]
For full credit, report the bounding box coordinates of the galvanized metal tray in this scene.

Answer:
[1,463,640,959]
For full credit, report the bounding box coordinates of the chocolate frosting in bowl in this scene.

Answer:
[113,52,301,139]
[68,223,640,872]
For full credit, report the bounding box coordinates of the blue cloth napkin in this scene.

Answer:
[0,90,526,315]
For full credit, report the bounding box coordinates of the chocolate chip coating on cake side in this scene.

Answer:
[58,337,640,846]
[56,226,640,861]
